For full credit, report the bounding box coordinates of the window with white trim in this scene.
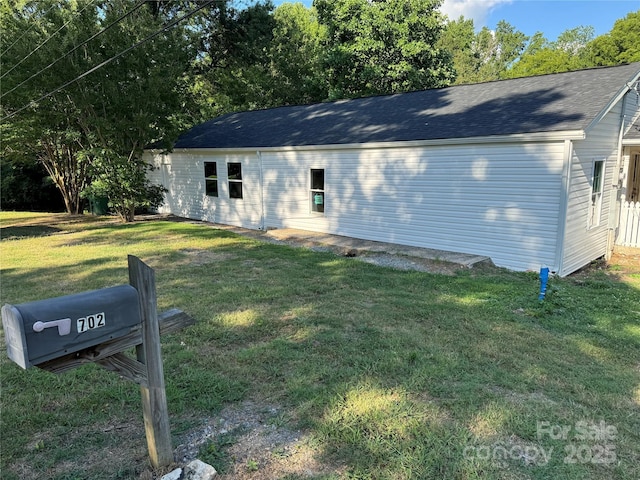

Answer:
[310,169,324,213]
[228,162,243,199]
[204,162,218,197]
[588,160,605,228]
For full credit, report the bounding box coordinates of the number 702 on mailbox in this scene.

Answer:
[77,312,106,333]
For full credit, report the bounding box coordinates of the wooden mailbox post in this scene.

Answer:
[129,255,174,467]
[22,256,193,469]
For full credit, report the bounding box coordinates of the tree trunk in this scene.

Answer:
[39,136,88,215]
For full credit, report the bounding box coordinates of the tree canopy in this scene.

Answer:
[1,1,638,215]
[315,0,455,99]
[1,0,197,219]
[589,11,640,65]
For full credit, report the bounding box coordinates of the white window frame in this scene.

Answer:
[204,161,218,197]
[227,162,243,199]
[588,159,605,229]
[310,168,325,214]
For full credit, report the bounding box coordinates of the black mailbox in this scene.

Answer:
[2,285,141,369]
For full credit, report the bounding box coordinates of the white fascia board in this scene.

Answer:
[585,69,640,134]
[159,130,586,155]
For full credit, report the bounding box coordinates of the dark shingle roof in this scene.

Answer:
[174,63,640,149]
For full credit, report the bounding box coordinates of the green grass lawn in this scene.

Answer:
[1,212,638,479]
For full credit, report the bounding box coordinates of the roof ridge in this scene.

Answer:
[216,62,640,115]
[168,62,640,150]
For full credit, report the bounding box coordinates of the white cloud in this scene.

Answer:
[439,0,512,27]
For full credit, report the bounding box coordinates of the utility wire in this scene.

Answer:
[2,0,214,121]
[1,0,148,100]
[0,0,62,57]
[1,0,98,80]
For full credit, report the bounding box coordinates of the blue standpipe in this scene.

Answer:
[538,267,550,301]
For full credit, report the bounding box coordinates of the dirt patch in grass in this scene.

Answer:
[170,401,342,479]
[609,246,640,274]
[179,248,236,266]
[357,252,469,275]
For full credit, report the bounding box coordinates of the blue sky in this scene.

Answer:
[270,0,639,41]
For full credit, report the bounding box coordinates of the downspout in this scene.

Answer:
[257,150,265,230]
[554,139,573,276]
[606,93,630,257]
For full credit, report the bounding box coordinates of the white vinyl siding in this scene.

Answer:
[561,102,622,275]
[262,142,565,272]
[145,98,631,275]
[144,151,262,229]
[623,90,640,136]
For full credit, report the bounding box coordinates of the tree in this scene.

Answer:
[439,18,528,84]
[315,0,455,99]
[1,0,197,220]
[268,2,328,105]
[82,150,165,222]
[589,10,640,65]
[74,0,196,221]
[507,27,594,78]
[191,1,278,115]
[436,16,476,84]
[1,0,98,214]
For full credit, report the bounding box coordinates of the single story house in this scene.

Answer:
[145,63,640,275]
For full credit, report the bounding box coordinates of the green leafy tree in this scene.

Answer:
[268,2,328,105]
[439,18,528,84]
[589,10,640,65]
[192,1,277,115]
[507,26,594,78]
[1,0,97,213]
[82,150,166,221]
[436,16,476,84]
[75,0,196,220]
[315,0,455,99]
[1,0,197,220]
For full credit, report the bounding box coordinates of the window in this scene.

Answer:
[228,162,243,199]
[627,152,639,202]
[310,169,324,213]
[204,162,218,197]
[588,160,605,228]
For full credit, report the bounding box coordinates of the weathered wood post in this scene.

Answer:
[128,255,173,468]
[4,255,193,470]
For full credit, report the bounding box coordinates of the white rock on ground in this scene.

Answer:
[159,459,216,480]
[184,459,217,479]
[160,468,182,480]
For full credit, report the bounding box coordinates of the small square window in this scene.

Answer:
[228,163,242,181]
[311,169,324,190]
[229,181,243,199]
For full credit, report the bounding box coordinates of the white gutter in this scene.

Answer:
[150,130,586,155]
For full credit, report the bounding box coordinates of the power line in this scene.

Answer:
[1,0,99,80]
[0,0,62,57]
[2,0,214,121]
[1,0,148,100]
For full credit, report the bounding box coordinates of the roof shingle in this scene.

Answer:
[173,63,640,149]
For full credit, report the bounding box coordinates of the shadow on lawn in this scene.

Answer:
[1,221,638,479]
[0,225,62,240]
[167,253,640,478]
